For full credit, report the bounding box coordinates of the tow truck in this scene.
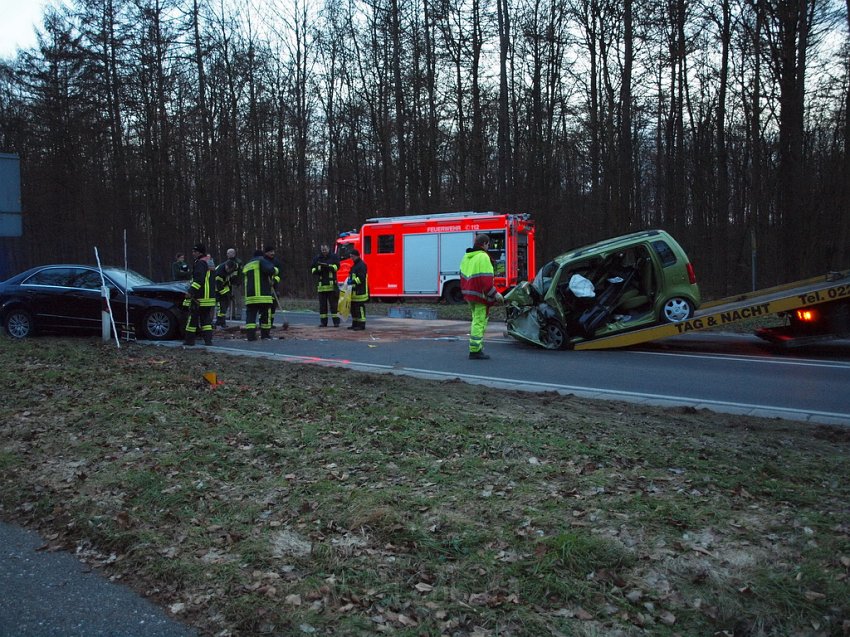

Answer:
[573,269,850,350]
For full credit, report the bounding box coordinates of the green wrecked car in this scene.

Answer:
[504,229,701,350]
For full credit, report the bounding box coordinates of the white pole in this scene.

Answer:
[100,285,111,342]
[94,247,121,348]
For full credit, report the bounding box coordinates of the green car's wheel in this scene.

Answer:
[661,297,694,323]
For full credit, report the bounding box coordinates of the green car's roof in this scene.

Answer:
[554,229,675,263]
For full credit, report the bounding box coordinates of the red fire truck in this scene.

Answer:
[335,211,536,303]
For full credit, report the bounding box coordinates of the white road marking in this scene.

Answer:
[191,343,850,427]
[627,349,850,370]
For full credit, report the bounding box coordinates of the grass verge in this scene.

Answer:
[1,337,848,636]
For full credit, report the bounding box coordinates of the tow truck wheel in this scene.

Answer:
[661,297,694,323]
[543,321,567,350]
[443,281,464,305]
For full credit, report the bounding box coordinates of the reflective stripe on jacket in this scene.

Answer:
[348,259,368,301]
[215,262,233,296]
[243,257,278,305]
[460,249,497,305]
[189,258,216,307]
[311,253,340,292]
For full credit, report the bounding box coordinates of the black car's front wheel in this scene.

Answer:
[4,308,34,338]
[140,308,177,340]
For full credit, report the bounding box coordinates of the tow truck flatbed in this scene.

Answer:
[573,270,850,350]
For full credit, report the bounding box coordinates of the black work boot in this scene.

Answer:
[183,333,196,346]
[332,318,340,327]
[215,317,226,328]
[260,328,271,340]
[468,350,490,360]
[246,330,257,341]
[203,333,213,346]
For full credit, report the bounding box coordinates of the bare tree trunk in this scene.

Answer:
[774,0,811,278]
[583,0,601,200]
[716,0,731,290]
[835,0,850,268]
[497,0,512,203]
[436,2,468,199]
[390,0,407,211]
[101,0,131,253]
[469,0,484,204]
[423,0,441,207]
[617,0,633,230]
[190,0,211,247]
[751,1,765,288]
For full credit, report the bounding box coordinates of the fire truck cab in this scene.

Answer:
[335,211,536,303]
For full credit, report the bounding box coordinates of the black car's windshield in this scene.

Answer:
[102,267,154,290]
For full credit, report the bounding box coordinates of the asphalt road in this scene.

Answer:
[189,310,850,427]
[0,522,195,637]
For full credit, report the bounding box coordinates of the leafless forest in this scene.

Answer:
[0,0,848,297]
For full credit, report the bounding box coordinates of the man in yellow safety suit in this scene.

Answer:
[460,234,503,359]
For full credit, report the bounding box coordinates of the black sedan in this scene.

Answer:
[0,264,189,340]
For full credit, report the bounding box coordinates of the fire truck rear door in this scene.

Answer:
[404,234,439,294]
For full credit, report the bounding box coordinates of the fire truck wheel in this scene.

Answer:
[443,281,464,305]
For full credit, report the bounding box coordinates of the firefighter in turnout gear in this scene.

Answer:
[184,244,216,346]
[263,245,284,328]
[460,234,503,359]
[311,243,340,327]
[243,249,279,341]
[214,257,239,328]
[346,249,368,331]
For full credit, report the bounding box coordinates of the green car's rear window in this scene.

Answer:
[651,240,677,267]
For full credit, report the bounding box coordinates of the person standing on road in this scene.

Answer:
[214,258,239,328]
[263,245,283,328]
[243,249,279,341]
[223,247,243,321]
[460,234,503,359]
[183,244,216,346]
[346,249,368,331]
[311,243,340,327]
[171,252,190,281]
